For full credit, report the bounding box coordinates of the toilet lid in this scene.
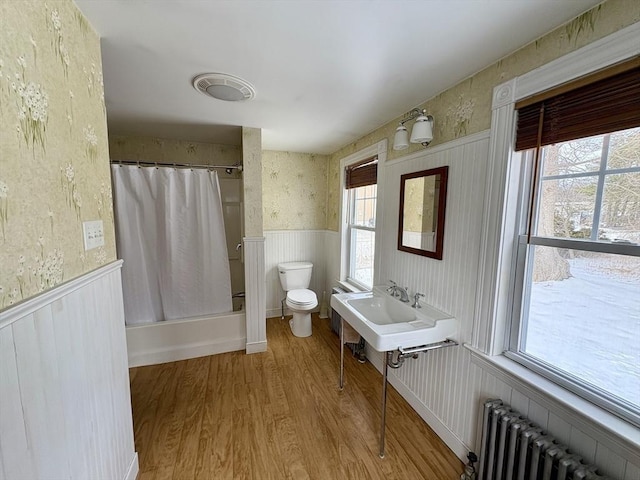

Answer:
[287,289,317,305]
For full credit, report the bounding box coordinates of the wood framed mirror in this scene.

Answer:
[397,166,449,259]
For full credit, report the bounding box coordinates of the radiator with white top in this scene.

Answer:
[478,399,612,480]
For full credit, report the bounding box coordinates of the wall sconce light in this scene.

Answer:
[393,108,434,150]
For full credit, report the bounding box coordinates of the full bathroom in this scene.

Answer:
[1,1,639,480]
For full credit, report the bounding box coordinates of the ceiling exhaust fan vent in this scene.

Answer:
[193,73,256,102]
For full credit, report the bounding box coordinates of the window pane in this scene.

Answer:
[599,172,640,243]
[522,246,640,408]
[541,136,602,177]
[350,228,375,287]
[607,126,640,170]
[535,176,598,239]
[351,185,377,227]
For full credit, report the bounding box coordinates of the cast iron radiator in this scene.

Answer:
[478,399,611,480]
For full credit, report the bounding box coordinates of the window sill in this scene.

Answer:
[465,344,640,465]
[337,280,368,293]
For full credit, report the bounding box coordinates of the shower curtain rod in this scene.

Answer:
[110,159,243,171]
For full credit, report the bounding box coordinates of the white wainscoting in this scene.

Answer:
[0,261,138,480]
[370,131,490,458]
[264,230,329,318]
[363,130,639,477]
[244,236,267,353]
[324,230,341,297]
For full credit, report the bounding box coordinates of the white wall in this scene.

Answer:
[0,262,138,480]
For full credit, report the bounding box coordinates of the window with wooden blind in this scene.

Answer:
[508,60,640,426]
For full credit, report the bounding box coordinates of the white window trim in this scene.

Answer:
[471,22,640,460]
[339,140,387,291]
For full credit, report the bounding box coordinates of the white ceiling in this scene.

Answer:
[75,0,602,154]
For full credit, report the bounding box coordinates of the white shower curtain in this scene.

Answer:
[112,165,233,325]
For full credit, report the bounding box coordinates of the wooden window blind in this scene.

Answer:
[345,155,378,189]
[515,59,640,151]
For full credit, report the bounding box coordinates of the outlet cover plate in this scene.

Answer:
[83,220,104,251]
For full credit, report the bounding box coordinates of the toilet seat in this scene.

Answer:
[286,289,317,309]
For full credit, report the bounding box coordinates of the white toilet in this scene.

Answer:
[278,262,318,337]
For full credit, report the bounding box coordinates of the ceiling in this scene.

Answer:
[75,0,603,154]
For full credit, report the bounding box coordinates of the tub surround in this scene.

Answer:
[125,311,247,367]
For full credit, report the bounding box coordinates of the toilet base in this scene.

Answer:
[289,311,312,337]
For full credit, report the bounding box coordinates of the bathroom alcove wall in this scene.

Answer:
[108,135,245,307]
[261,151,330,317]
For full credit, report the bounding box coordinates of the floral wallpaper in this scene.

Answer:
[327,0,639,231]
[108,135,242,170]
[0,0,115,309]
[262,151,328,231]
[242,127,263,237]
[403,176,436,233]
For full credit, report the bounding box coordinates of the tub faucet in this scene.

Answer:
[387,280,398,296]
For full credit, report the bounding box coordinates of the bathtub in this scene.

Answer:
[125,306,247,367]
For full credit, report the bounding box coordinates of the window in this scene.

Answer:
[344,156,377,289]
[347,183,377,288]
[508,65,640,425]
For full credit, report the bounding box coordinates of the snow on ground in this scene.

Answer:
[525,256,640,407]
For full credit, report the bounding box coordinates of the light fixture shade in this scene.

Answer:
[393,124,409,150]
[410,115,433,145]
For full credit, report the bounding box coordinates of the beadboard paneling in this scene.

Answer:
[0,262,138,480]
[245,236,267,353]
[324,230,341,296]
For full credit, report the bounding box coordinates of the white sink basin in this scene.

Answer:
[330,286,457,351]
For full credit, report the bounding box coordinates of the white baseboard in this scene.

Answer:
[128,338,246,367]
[367,351,469,461]
[266,307,284,319]
[266,306,320,319]
[124,453,139,480]
[246,340,268,354]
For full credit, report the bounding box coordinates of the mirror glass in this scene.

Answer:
[398,166,449,259]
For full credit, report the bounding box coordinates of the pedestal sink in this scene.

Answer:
[330,286,458,457]
[331,286,458,351]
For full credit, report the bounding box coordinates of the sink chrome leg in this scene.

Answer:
[339,316,344,390]
[380,350,390,458]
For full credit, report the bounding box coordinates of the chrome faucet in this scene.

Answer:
[387,280,410,303]
[412,292,425,308]
[395,286,410,303]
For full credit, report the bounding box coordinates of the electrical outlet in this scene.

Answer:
[83,220,104,251]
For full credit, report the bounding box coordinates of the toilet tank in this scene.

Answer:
[278,262,313,291]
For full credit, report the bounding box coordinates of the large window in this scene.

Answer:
[344,156,377,289]
[509,65,640,425]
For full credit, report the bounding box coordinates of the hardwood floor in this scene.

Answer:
[129,314,464,479]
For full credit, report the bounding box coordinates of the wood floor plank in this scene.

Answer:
[195,353,234,479]
[129,314,463,479]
